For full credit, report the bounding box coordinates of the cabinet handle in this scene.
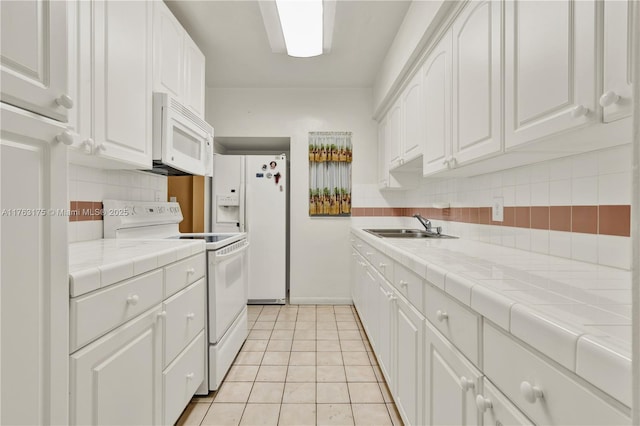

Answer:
[81,138,94,154]
[96,143,107,152]
[599,90,620,107]
[571,104,589,118]
[379,262,386,268]
[186,312,196,320]
[475,394,493,412]
[126,294,140,306]
[460,376,475,392]
[399,280,408,287]
[356,244,362,248]
[436,310,448,322]
[449,156,457,168]
[55,94,74,109]
[520,381,543,403]
[55,130,74,146]
[187,267,196,275]
[442,158,449,166]
[157,311,167,319]
[358,262,367,267]
[186,372,195,380]
[365,252,373,257]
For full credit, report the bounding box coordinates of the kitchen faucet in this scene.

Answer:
[413,214,442,234]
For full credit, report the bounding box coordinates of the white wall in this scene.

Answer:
[372,0,449,115]
[206,88,377,304]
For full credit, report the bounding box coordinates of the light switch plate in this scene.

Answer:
[492,197,504,222]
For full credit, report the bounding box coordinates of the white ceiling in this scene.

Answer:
[165,0,411,89]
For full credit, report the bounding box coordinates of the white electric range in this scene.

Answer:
[103,200,248,392]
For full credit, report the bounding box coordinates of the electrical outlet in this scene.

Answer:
[492,197,504,222]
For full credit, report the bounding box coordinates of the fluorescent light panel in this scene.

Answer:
[275,0,323,58]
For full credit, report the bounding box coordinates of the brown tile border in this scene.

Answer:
[352,204,630,237]
[69,201,104,222]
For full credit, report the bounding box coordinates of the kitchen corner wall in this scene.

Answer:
[67,164,168,242]
[206,88,377,304]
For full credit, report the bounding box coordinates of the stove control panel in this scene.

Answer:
[103,200,183,238]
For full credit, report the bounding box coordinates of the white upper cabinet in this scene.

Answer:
[184,35,206,118]
[422,30,452,177]
[0,0,71,122]
[400,72,423,164]
[154,1,184,99]
[386,99,402,169]
[153,1,206,118]
[67,0,153,169]
[601,0,633,122]
[505,0,597,149]
[452,0,502,165]
[93,0,153,168]
[377,119,389,188]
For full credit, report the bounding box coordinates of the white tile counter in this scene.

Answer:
[69,239,206,297]
[351,227,631,408]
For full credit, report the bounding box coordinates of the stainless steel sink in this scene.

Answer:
[363,229,458,239]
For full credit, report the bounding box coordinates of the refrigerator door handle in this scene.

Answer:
[243,183,249,233]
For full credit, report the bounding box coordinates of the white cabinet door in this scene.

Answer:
[373,271,395,386]
[0,104,69,425]
[385,100,402,169]
[394,296,425,426]
[601,0,633,122]
[505,0,597,148]
[70,307,163,426]
[424,321,481,426]
[93,0,152,168]
[451,0,502,165]
[401,72,423,163]
[377,118,390,188]
[184,35,206,118]
[153,0,184,100]
[422,30,452,177]
[0,0,70,122]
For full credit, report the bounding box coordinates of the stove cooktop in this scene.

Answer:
[171,235,234,243]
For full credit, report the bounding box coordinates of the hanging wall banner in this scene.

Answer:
[308,132,352,217]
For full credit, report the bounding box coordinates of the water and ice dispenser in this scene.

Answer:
[216,195,240,224]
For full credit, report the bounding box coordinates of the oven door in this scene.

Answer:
[162,107,213,176]
[208,240,248,344]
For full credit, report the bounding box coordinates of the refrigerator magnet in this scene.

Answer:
[266,173,272,179]
[274,172,281,184]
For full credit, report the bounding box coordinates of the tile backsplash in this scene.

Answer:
[353,145,632,269]
[68,164,167,242]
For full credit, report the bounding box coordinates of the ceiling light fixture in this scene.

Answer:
[257,0,336,57]
[275,0,323,58]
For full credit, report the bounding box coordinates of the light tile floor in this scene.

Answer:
[176,304,403,426]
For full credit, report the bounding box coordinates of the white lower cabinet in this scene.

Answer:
[70,307,163,425]
[372,269,394,384]
[476,378,534,426]
[394,296,424,426]
[424,321,481,425]
[163,331,205,425]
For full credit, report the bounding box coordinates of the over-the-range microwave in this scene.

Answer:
[150,92,213,176]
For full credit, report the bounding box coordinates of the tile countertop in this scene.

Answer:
[351,227,631,408]
[69,239,206,297]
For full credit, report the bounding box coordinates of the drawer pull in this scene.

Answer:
[186,372,195,380]
[186,312,196,320]
[157,311,167,319]
[459,376,475,392]
[365,252,373,256]
[399,280,408,287]
[436,310,448,322]
[356,244,363,248]
[520,381,544,403]
[379,262,387,268]
[186,267,196,275]
[126,294,139,306]
[387,294,397,302]
[475,395,493,412]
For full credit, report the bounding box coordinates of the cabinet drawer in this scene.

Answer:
[163,278,206,366]
[478,378,534,425]
[70,269,164,351]
[394,263,425,314]
[484,323,630,425]
[164,253,205,297]
[424,283,480,364]
[163,331,205,426]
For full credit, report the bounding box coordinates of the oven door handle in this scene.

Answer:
[214,242,249,261]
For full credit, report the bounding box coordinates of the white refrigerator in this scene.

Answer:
[212,154,288,304]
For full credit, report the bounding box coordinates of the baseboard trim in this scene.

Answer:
[289,297,353,305]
